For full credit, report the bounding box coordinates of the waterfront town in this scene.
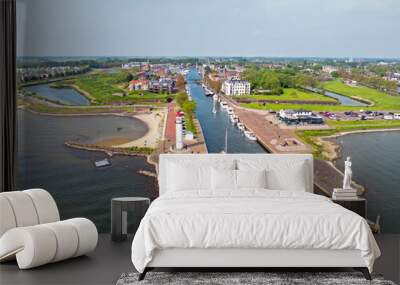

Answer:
[16,56,400,231]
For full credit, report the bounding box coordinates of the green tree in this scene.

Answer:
[182,100,197,114]
[331,71,339,78]
[175,92,188,108]
[125,73,134,82]
[295,74,317,88]
[260,72,280,90]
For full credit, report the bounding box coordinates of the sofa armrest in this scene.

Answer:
[0,218,98,269]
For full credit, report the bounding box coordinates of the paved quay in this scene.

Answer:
[220,95,311,154]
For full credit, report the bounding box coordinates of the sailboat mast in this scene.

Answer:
[225,128,228,153]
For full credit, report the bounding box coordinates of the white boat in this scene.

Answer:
[237,122,245,131]
[227,107,234,115]
[213,94,218,101]
[220,102,228,109]
[94,158,111,168]
[204,88,214,96]
[220,128,228,154]
[230,115,238,124]
[244,130,257,141]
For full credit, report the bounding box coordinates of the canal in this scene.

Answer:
[186,69,266,153]
[324,90,367,107]
[305,87,368,107]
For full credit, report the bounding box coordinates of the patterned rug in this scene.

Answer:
[117,271,396,285]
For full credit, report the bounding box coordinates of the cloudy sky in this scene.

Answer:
[16,0,400,58]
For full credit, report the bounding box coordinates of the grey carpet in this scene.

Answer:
[117,272,396,285]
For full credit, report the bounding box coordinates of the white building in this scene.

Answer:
[322,66,338,74]
[222,80,251,96]
[279,109,312,120]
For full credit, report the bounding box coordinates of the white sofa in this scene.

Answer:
[0,189,98,269]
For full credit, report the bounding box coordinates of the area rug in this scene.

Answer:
[116,272,396,285]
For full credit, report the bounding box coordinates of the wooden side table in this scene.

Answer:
[332,197,366,218]
[111,197,150,242]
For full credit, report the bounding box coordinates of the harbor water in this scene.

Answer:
[336,131,400,233]
[17,110,156,233]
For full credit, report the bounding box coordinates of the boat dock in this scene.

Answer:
[220,94,311,154]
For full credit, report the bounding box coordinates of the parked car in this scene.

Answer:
[384,115,394,120]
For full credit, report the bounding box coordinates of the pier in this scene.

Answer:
[220,94,311,154]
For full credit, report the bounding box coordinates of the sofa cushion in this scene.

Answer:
[0,196,17,238]
[1,192,39,227]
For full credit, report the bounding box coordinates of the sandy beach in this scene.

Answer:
[114,110,166,149]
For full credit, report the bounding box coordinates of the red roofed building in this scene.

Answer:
[224,70,241,80]
[129,79,149,91]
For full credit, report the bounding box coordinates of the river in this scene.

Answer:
[17,110,156,233]
[186,69,266,153]
[336,131,400,233]
[26,83,90,106]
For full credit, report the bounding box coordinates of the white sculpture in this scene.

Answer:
[342,156,353,190]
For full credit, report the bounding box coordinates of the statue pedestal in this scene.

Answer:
[332,188,358,200]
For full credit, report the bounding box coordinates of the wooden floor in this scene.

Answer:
[0,234,398,285]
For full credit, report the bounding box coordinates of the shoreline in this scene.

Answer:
[113,110,166,149]
[321,127,400,162]
[314,127,400,196]
[20,107,165,166]
[64,141,158,170]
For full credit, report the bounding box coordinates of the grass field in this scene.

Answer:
[296,129,337,160]
[326,119,400,132]
[245,88,337,102]
[69,72,127,104]
[243,81,400,112]
[60,71,172,105]
[242,102,362,112]
[322,81,400,110]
